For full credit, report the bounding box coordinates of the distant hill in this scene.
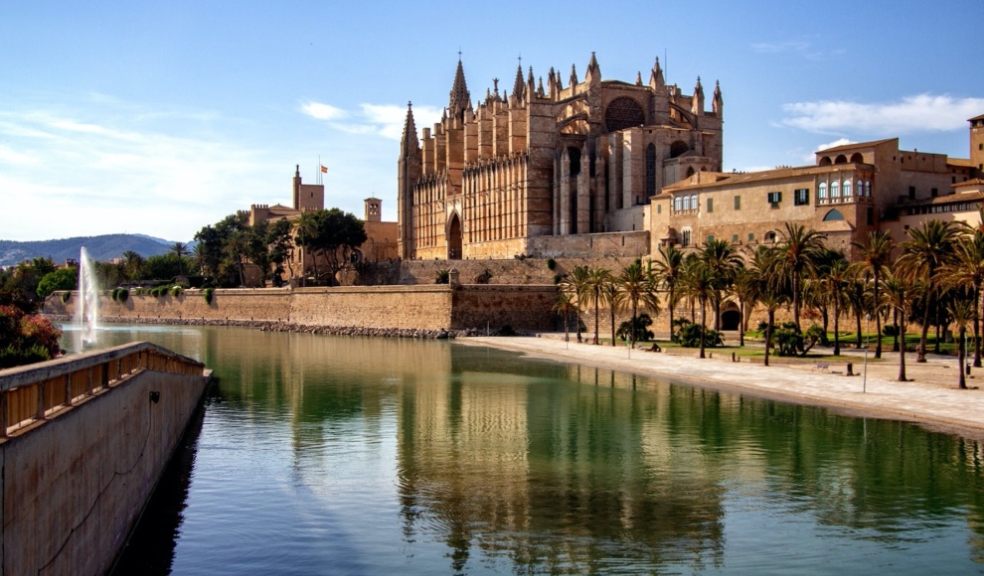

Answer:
[0,234,184,266]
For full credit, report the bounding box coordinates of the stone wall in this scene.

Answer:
[452,285,559,333]
[0,345,207,576]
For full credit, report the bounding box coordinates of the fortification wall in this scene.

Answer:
[288,286,452,330]
[451,285,559,332]
[0,347,207,576]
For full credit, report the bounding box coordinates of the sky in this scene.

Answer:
[1,1,982,243]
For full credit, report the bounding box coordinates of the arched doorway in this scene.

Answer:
[721,307,741,331]
[447,213,462,260]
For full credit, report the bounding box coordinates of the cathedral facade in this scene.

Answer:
[398,53,723,260]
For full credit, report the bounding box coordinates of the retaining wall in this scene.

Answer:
[0,343,208,576]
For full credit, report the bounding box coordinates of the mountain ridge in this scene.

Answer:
[0,234,186,266]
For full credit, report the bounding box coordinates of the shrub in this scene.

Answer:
[773,323,824,356]
[204,287,215,305]
[0,305,62,368]
[673,320,723,348]
[435,269,450,284]
[883,324,899,337]
[546,258,557,271]
[117,288,129,302]
[170,285,183,297]
[617,313,654,342]
[475,269,493,284]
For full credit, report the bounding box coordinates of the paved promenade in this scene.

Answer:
[463,335,984,439]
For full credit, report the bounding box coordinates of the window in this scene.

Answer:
[794,188,809,206]
[767,191,782,207]
[682,195,690,211]
[843,180,852,198]
[931,187,938,197]
[867,207,874,225]
[732,234,739,243]
[657,204,662,214]
[865,180,871,197]
[831,180,840,198]
[707,197,714,213]
[818,182,827,202]
[823,209,845,221]
[734,195,741,210]
[691,194,698,210]
[748,232,755,242]
[706,234,715,243]
[908,186,916,200]
[681,228,692,247]
[765,231,777,243]
[674,196,682,212]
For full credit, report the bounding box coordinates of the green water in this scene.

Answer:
[65,325,984,575]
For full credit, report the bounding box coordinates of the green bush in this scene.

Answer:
[883,324,899,337]
[773,323,824,356]
[204,287,214,305]
[673,320,723,348]
[170,285,183,297]
[617,313,654,342]
[435,269,450,284]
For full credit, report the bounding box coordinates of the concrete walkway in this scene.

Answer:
[461,335,984,439]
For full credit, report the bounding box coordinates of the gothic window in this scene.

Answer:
[843,179,852,198]
[646,144,656,197]
[674,195,682,212]
[823,209,845,221]
[682,195,691,211]
[850,152,864,163]
[681,227,692,247]
[831,180,840,199]
[670,140,690,159]
[691,194,698,210]
[604,97,646,132]
[568,147,581,176]
[819,182,827,202]
[865,180,871,196]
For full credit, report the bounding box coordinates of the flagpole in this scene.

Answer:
[318,155,322,185]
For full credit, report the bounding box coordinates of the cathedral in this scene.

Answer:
[398,53,724,260]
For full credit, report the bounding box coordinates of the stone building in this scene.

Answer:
[649,130,981,258]
[398,54,723,260]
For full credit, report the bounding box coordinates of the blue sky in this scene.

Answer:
[1,1,982,242]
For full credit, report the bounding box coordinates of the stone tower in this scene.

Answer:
[971,114,984,175]
[364,197,382,223]
[398,102,422,258]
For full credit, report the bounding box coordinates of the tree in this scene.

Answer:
[0,304,62,368]
[730,264,757,347]
[616,261,660,349]
[553,291,577,342]
[882,272,910,382]
[171,242,188,275]
[120,250,145,281]
[586,267,612,344]
[599,276,620,346]
[897,220,960,362]
[1,257,56,313]
[296,209,367,285]
[948,296,974,390]
[267,219,295,285]
[36,267,78,299]
[851,230,895,358]
[773,223,826,331]
[818,252,851,356]
[559,265,591,342]
[699,238,742,330]
[681,256,715,359]
[750,245,784,367]
[653,244,684,339]
[938,228,984,367]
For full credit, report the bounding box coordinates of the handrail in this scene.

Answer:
[0,341,205,439]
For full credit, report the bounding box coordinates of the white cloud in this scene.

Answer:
[300,101,348,121]
[0,144,40,166]
[750,40,810,54]
[782,94,984,134]
[300,101,443,141]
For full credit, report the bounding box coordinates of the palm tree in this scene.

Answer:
[171,241,188,275]
[559,265,592,343]
[851,230,894,358]
[821,254,851,356]
[682,257,715,359]
[652,244,684,339]
[948,296,975,390]
[600,278,620,347]
[846,276,866,349]
[730,263,757,347]
[750,245,783,366]
[699,238,743,330]
[774,223,826,331]
[938,228,984,367]
[882,271,910,382]
[897,220,961,362]
[553,291,577,343]
[616,261,660,349]
[587,267,612,345]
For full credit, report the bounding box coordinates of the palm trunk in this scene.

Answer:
[713,293,721,331]
[593,289,600,345]
[563,308,570,342]
[765,308,774,367]
[793,275,801,331]
[892,309,900,352]
[667,286,676,341]
[833,298,841,356]
[918,295,931,362]
[934,300,943,355]
[974,285,982,368]
[631,300,639,349]
[855,301,863,349]
[959,325,967,389]
[609,302,616,347]
[699,297,707,359]
[739,300,746,347]
[898,320,907,382]
[874,271,882,358]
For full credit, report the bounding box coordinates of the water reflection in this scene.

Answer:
[81,326,984,575]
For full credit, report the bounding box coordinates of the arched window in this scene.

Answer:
[819,156,832,166]
[670,140,689,158]
[831,180,840,198]
[823,209,845,221]
[850,152,864,163]
[765,230,777,243]
[818,182,827,201]
[646,144,656,197]
[691,194,698,210]
[835,154,848,164]
[681,227,692,247]
[843,179,852,198]
[674,195,682,212]
[865,180,871,196]
[686,166,695,178]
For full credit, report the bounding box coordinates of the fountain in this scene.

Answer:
[74,246,100,348]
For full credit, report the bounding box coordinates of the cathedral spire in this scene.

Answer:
[401,101,420,156]
[448,57,471,121]
[511,59,525,103]
[585,51,601,85]
[712,80,724,118]
[649,57,665,90]
[692,76,705,116]
[569,63,578,90]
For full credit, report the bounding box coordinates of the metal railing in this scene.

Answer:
[0,342,205,439]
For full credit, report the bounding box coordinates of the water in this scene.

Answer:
[73,246,100,348]
[63,326,984,575]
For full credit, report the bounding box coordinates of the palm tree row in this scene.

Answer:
[556,214,984,389]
